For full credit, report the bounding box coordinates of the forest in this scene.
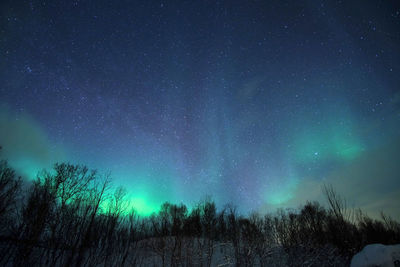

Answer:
[0,157,399,266]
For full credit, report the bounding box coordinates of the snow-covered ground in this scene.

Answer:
[116,237,345,266]
[351,244,400,267]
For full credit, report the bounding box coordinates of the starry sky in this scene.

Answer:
[1,0,400,218]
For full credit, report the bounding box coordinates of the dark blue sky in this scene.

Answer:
[1,0,400,217]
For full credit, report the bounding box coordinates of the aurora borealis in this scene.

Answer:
[1,0,400,218]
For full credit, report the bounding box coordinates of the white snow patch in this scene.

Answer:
[351,243,400,267]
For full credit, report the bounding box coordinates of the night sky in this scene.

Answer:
[1,0,400,218]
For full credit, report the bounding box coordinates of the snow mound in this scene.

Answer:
[351,243,400,267]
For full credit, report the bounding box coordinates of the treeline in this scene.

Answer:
[0,159,399,266]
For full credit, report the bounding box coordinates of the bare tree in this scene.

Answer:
[0,160,21,226]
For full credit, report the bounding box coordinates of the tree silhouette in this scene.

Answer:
[0,153,398,266]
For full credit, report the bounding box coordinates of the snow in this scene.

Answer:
[351,243,400,267]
